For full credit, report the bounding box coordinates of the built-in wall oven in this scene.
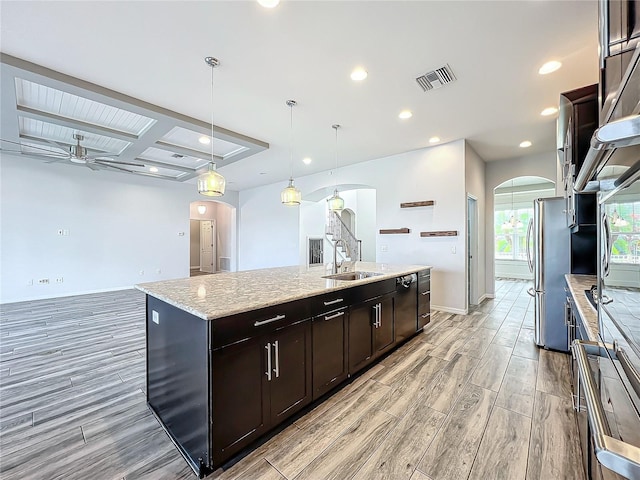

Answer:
[571,24,640,480]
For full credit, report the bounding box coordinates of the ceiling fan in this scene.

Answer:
[0,133,145,172]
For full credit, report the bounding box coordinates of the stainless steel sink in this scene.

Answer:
[322,271,383,281]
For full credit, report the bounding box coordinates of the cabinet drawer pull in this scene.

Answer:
[323,298,344,306]
[265,342,272,381]
[421,291,429,296]
[421,313,430,319]
[324,311,345,321]
[254,314,285,327]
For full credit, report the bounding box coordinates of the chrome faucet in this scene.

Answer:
[333,239,351,274]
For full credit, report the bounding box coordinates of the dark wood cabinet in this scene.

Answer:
[312,307,348,400]
[348,298,376,373]
[418,270,431,329]
[269,319,312,422]
[212,336,269,465]
[212,317,311,464]
[374,293,394,355]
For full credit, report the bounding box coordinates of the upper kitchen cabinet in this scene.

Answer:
[603,0,640,56]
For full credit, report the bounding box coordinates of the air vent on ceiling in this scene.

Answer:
[416,64,456,92]
[171,153,184,158]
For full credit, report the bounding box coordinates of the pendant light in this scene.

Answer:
[327,124,345,211]
[198,56,226,197]
[281,100,302,206]
[501,179,523,231]
[611,209,629,227]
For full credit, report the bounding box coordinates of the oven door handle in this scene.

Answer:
[602,211,612,278]
[572,340,640,478]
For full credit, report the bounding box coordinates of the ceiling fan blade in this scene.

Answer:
[93,159,145,167]
[93,161,134,174]
[88,153,120,160]
[1,139,67,155]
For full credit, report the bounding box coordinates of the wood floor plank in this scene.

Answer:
[536,349,571,398]
[372,340,434,385]
[294,408,397,480]
[457,327,497,358]
[352,405,446,480]
[467,407,531,480]
[512,327,539,360]
[418,384,497,480]
[422,353,477,413]
[495,355,538,417]
[378,355,448,417]
[469,344,513,392]
[429,327,470,360]
[526,391,585,480]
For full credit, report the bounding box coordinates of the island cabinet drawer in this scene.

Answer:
[311,290,352,315]
[350,278,396,303]
[212,299,311,349]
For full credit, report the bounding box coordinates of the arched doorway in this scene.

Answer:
[493,176,555,280]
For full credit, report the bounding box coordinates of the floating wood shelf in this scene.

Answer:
[400,201,434,208]
[379,228,410,234]
[420,230,458,237]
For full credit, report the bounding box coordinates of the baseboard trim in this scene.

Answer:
[478,293,494,303]
[431,304,468,315]
[1,285,135,305]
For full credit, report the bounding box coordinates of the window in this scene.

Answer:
[495,207,533,261]
[606,201,640,265]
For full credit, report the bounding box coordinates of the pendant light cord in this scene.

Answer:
[289,102,293,180]
[211,61,215,169]
[333,125,339,189]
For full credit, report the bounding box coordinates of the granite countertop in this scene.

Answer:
[136,262,431,321]
[565,274,598,341]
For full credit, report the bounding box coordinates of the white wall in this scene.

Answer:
[0,154,238,303]
[484,152,557,297]
[464,141,486,305]
[239,140,468,313]
[355,189,376,261]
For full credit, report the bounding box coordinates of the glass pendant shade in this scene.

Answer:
[281,178,302,205]
[328,189,345,211]
[198,163,226,196]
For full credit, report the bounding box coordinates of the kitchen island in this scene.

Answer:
[136,262,431,477]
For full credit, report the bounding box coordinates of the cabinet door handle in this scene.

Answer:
[376,303,382,328]
[273,341,280,378]
[421,291,429,296]
[254,314,285,327]
[421,313,429,319]
[324,311,345,321]
[323,298,344,306]
[265,342,272,381]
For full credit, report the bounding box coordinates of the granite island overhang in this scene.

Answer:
[136,262,432,477]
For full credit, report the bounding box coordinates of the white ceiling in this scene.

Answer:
[0,1,599,191]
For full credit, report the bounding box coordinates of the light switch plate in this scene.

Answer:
[152,310,159,324]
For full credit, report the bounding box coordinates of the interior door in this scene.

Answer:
[200,220,215,274]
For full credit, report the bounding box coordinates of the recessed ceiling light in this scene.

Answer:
[259,172,267,175]
[399,110,413,119]
[257,0,279,7]
[519,140,532,148]
[538,60,562,75]
[149,166,159,173]
[199,136,211,145]
[429,136,440,144]
[350,68,368,81]
[302,157,312,165]
[540,107,558,116]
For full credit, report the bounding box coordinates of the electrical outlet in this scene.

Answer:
[139,270,144,276]
[63,229,70,236]
[152,310,160,325]
[27,279,33,286]
[57,229,64,236]
[451,246,456,254]
[156,269,161,274]
[55,277,64,283]
[38,278,50,285]
[380,245,388,252]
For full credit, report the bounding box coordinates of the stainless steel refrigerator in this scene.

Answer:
[526,197,571,352]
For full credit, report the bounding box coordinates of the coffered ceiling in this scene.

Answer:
[0,1,599,191]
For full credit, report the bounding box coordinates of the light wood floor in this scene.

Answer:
[0,280,584,480]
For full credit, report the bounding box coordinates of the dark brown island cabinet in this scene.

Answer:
[144,267,430,478]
